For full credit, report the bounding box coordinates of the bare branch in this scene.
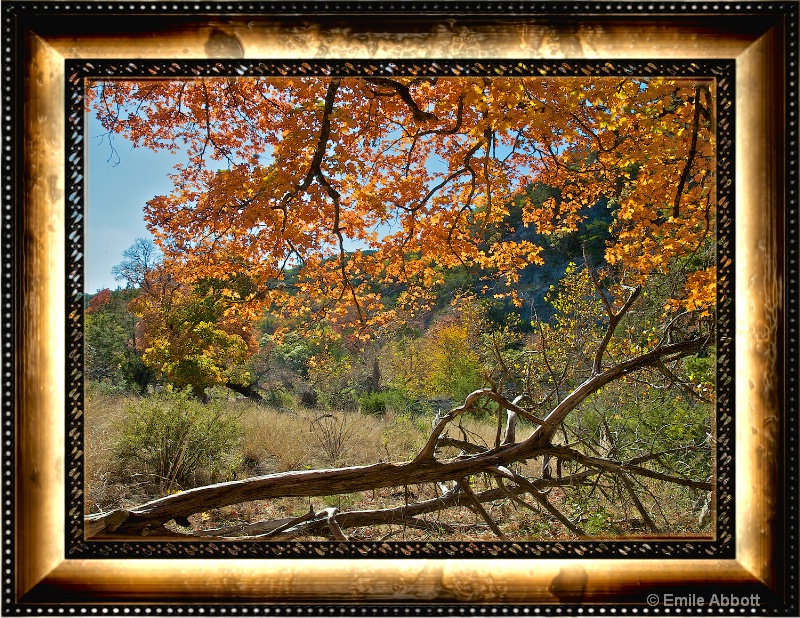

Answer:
[654,359,713,404]
[673,86,705,219]
[322,507,348,541]
[544,446,712,490]
[491,466,586,537]
[583,245,642,375]
[257,505,317,539]
[502,409,518,445]
[617,472,659,533]
[86,334,709,538]
[457,478,505,538]
[414,388,550,463]
[436,437,487,455]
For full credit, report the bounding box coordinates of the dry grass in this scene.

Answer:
[237,405,315,474]
[84,386,149,512]
[84,391,434,512]
[236,404,392,473]
[85,389,711,540]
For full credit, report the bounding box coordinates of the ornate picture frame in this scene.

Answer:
[4,1,797,613]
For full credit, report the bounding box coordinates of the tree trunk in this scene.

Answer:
[225,381,264,402]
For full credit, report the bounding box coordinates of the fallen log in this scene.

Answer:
[189,470,599,540]
[85,338,709,539]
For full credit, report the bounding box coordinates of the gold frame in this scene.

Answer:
[8,3,794,610]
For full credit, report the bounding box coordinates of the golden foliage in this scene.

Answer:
[90,75,716,333]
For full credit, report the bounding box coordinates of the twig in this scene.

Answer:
[583,245,641,375]
[256,505,317,539]
[616,472,659,532]
[457,478,505,538]
[544,445,712,490]
[491,466,586,537]
[321,506,348,541]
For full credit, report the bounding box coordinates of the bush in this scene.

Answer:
[380,411,429,461]
[299,388,319,408]
[358,391,391,416]
[308,412,355,464]
[323,387,360,413]
[262,387,295,409]
[425,323,484,403]
[112,387,242,493]
[359,388,433,417]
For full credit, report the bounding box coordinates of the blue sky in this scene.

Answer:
[84,111,375,294]
[84,111,402,294]
[84,102,509,295]
[85,112,184,294]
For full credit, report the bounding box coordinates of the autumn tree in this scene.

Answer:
[84,286,153,392]
[85,288,130,383]
[128,273,258,401]
[86,73,716,540]
[89,76,713,328]
[108,238,264,400]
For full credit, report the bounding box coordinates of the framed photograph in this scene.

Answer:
[4,1,797,613]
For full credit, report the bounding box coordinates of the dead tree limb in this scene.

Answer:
[457,478,505,538]
[192,472,597,540]
[86,337,709,538]
[617,472,660,533]
[491,466,586,538]
[544,446,712,490]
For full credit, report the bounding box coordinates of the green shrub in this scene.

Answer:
[112,387,242,493]
[262,387,295,409]
[322,386,360,413]
[358,388,429,417]
[358,391,391,416]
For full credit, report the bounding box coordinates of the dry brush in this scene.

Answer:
[86,284,713,541]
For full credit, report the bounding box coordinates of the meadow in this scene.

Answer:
[85,382,712,541]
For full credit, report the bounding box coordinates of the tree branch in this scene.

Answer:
[86,336,709,537]
[583,245,642,375]
[672,86,705,219]
[544,445,712,490]
[617,472,659,532]
[457,478,505,538]
[364,78,437,123]
[491,466,586,537]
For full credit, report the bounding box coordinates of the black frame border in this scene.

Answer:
[65,58,735,560]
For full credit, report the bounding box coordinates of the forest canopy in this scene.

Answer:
[89,75,715,335]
